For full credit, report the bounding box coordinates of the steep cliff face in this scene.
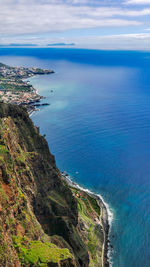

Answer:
[0,103,105,267]
[0,103,89,267]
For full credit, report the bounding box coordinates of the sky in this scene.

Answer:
[1,0,150,49]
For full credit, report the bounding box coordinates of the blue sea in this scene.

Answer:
[1,48,150,266]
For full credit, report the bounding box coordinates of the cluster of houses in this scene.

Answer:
[0,66,32,78]
[0,64,43,105]
[0,63,53,114]
[0,65,52,79]
[0,65,36,92]
[0,91,41,106]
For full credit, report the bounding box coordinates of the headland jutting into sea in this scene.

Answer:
[0,62,54,114]
[0,61,112,266]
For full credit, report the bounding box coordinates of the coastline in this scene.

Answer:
[62,172,113,267]
[22,67,113,266]
[0,62,54,113]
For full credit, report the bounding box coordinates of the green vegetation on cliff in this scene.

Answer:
[70,188,104,267]
[0,103,105,267]
[13,236,73,266]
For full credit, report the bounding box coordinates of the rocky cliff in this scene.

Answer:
[0,103,105,267]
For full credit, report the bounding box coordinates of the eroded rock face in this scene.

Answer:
[0,103,89,267]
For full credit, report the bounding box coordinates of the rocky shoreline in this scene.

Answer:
[61,172,111,267]
[95,194,110,267]
[25,97,50,115]
[0,62,54,113]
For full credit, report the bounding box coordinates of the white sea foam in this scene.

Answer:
[29,110,36,117]
[97,194,113,226]
[97,194,114,267]
[62,173,114,267]
[64,174,114,224]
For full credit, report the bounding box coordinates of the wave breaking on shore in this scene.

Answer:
[61,172,114,267]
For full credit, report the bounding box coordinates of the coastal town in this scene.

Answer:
[0,62,54,113]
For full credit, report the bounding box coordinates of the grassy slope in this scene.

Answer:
[0,103,105,267]
[70,187,104,267]
[0,113,75,266]
[0,104,79,266]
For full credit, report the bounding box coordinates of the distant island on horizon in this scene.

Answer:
[0,43,75,47]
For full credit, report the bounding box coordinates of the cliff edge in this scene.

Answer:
[0,103,106,267]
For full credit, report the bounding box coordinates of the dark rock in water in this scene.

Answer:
[34,99,40,103]
[33,103,50,107]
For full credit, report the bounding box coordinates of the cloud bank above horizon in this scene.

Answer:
[1,0,150,49]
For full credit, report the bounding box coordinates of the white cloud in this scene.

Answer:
[1,32,150,50]
[124,0,150,5]
[1,29,150,50]
[0,1,144,36]
[72,33,150,49]
[1,0,150,51]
